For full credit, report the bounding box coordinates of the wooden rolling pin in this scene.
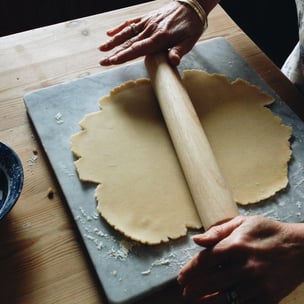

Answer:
[145,53,239,229]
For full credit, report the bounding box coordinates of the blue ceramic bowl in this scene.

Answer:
[0,142,24,220]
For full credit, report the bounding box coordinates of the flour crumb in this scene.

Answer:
[84,234,104,250]
[84,234,95,241]
[79,207,96,221]
[141,256,172,276]
[96,240,104,250]
[109,246,129,260]
[92,212,99,220]
[152,258,170,266]
[93,227,107,237]
[27,154,39,166]
[108,240,135,260]
[111,270,118,277]
[141,269,151,275]
[55,112,64,124]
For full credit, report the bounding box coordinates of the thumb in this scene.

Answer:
[193,216,244,247]
[168,40,196,66]
[168,47,181,66]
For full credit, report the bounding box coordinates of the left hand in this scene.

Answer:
[99,1,204,66]
[178,215,304,304]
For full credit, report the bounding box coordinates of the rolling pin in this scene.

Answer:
[145,53,239,229]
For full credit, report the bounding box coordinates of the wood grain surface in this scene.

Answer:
[1,1,304,303]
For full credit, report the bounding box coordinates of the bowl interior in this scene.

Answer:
[0,142,24,220]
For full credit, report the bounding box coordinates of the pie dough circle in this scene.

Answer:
[71,71,292,244]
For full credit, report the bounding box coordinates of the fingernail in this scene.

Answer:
[99,58,110,66]
[191,234,205,241]
[177,274,183,285]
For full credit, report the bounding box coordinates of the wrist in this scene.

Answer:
[174,0,208,31]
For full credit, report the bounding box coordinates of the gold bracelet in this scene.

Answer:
[175,0,208,31]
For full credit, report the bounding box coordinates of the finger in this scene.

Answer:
[168,37,200,66]
[196,291,235,304]
[99,31,133,52]
[100,29,172,66]
[192,216,244,248]
[178,248,227,287]
[99,19,143,51]
[167,49,181,66]
[99,36,148,66]
[182,261,246,301]
[105,18,142,36]
[197,292,229,304]
[195,285,256,304]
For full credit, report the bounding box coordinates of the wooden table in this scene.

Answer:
[1,1,304,303]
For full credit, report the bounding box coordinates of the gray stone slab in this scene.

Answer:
[24,37,304,304]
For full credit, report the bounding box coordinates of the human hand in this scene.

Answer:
[178,215,304,303]
[99,1,205,66]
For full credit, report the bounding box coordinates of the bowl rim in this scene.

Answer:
[0,142,24,220]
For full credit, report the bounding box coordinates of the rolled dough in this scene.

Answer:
[70,71,292,244]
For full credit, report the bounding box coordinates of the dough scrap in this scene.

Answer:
[71,71,292,244]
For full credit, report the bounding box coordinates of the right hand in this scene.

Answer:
[178,215,304,303]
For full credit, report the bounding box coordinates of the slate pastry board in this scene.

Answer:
[24,37,304,304]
